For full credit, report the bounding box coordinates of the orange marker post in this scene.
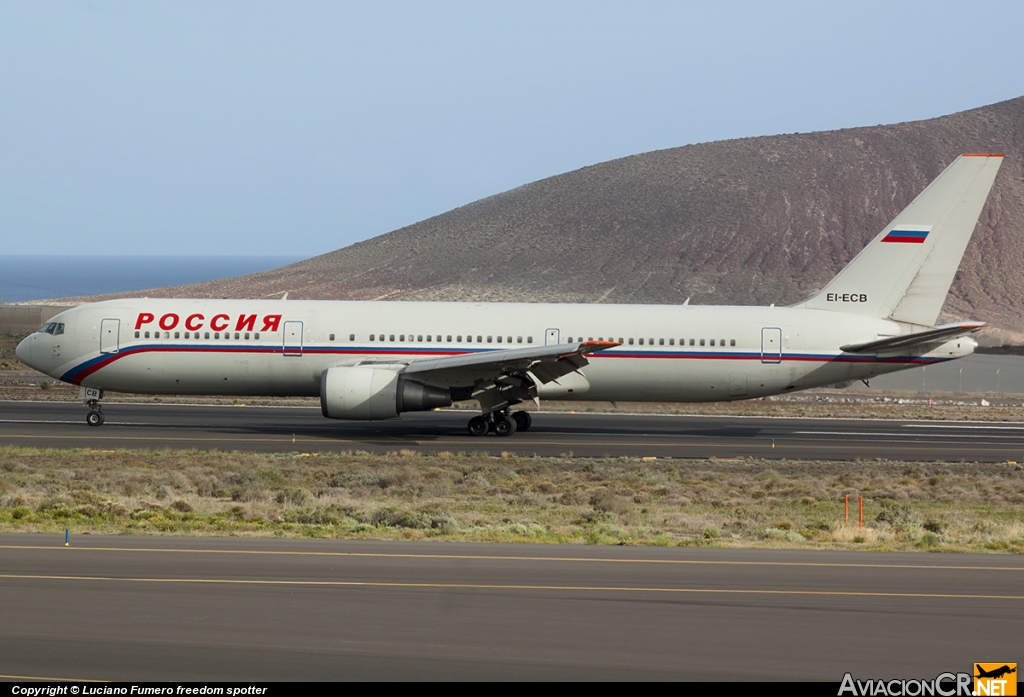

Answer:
[844,495,849,526]
[859,497,863,528]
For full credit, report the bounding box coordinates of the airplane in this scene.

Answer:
[15,153,1003,436]
[975,665,1017,680]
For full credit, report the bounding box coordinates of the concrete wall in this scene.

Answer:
[0,305,73,335]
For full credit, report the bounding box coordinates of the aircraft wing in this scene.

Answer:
[840,321,985,353]
[400,340,620,385]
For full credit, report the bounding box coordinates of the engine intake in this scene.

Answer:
[320,367,451,420]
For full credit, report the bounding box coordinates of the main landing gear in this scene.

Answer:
[86,399,105,427]
[467,410,532,437]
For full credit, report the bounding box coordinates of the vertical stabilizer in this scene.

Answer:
[796,154,1003,326]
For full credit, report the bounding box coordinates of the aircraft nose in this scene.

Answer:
[15,336,33,367]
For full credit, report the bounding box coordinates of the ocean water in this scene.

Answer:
[0,255,306,303]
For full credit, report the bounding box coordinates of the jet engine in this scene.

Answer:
[319,367,452,420]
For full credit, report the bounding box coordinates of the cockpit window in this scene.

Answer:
[37,322,65,335]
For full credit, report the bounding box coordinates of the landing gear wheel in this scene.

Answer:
[86,410,104,427]
[467,415,489,437]
[493,414,517,437]
[512,411,532,432]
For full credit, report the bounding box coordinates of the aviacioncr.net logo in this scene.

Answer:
[838,672,973,696]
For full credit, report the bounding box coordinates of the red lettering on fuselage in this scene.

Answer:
[210,314,230,331]
[261,315,282,332]
[135,313,155,330]
[159,313,179,331]
[235,314,257,332]
[185,314,204,331]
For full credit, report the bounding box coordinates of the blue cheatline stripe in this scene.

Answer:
[59,343,953,384]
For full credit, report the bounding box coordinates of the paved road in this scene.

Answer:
[3,400,1024,461]
[0,534,1019,681]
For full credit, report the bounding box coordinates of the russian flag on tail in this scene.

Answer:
[882,227,930,243]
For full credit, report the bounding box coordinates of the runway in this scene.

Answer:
[0,534,1020,681]
[3,400,1024,461]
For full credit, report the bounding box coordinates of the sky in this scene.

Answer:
[2,1,1023,257]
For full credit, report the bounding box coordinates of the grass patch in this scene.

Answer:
[0,446,1022,551]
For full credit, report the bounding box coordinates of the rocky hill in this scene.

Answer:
[69,97,1024,339]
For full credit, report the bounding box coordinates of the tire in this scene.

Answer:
[493,414,517,437]
[86,410,104,427]
[512,411,532,432]
[467,415,489,437]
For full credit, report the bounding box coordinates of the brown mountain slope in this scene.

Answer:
[73,97,1024,337]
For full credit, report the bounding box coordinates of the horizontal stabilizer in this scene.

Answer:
[840,322,985,353]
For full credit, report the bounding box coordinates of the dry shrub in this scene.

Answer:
[831,525,879,543]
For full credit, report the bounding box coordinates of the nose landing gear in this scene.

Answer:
[80,387,106,427]
[466,410,532,437]
[86,406,105,427]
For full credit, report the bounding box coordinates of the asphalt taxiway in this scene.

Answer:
[1,534,1021,681]
[3,400,1024,461]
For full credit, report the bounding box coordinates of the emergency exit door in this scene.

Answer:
[100,319,120,354]
[760,327,782,364]
[283,321,304,356]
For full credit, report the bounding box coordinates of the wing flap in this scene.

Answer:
[401,340,618,384]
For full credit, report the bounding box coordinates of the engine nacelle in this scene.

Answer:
[319,367,452,420]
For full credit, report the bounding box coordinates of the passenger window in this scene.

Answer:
[517,336,522,343]
[135,331,140,338]
[487,336,492,343]
[477,336,482,343]
[165,332,171,339]
[457,335,463,342]
[700,339,705,346]
[389,335,395,341]
[507,337,512,343]
[588,337,593,342]
[669,339,674,345]
[245,333,250,340]
[628,338,634,345]
[638,338,644,345]
[205,332,210,339]
[447,335,452,342]
[730,339,736,346]
[690,339,695,346]
[400,335,405,341]
[349,334,355,341]
[369,334,375,341]
[527,337,533,343]
[659,338,664,346]
[417,335,423,342]
[649,338,654,345]
[437,335,443,342]
[496,336,502,343]
[214,332,220,339]
[426,335,432,342]
[144,331,150,339]
[254,333,260,340]
[710,339,715,346]
[234,332,239,339]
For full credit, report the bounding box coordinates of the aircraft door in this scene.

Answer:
[283,321,304,356]
[100,319,120,354]
[760,327,782,364]
[545,328,560,345]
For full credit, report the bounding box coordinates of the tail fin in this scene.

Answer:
[796,154,1003,326]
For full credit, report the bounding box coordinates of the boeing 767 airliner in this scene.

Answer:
[16,154,1004,436]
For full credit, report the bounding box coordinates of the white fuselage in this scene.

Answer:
[17,298,973,405]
